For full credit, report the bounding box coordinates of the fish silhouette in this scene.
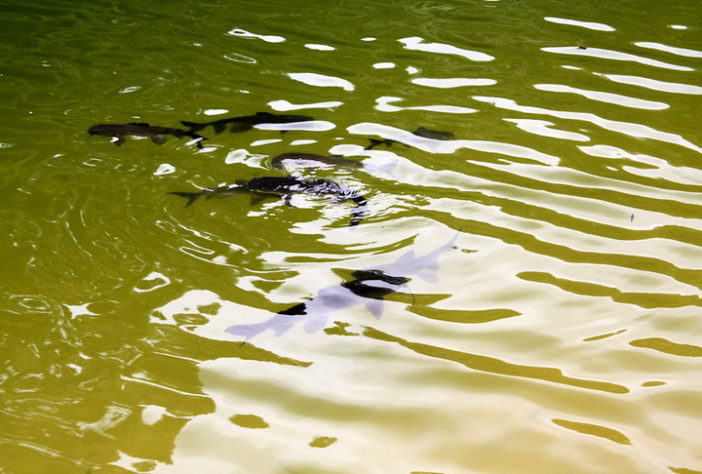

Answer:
[365,126,454,150]
[180,112,314,134]
[169,175,367,226]
[271,152,363,171]
[88,123,206,148]
[226,232,459,340]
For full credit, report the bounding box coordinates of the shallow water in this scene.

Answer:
[1,1,702,472]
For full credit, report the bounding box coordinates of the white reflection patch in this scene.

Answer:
[196,145,217,153]
[78,405,131,437]
[578,144,702,186]
[473,95,702,154]
[305,43,335,51]
[399,36,494,62]
[375,96,477,114]
[205,109,228,116]
[287,72,355,91]
[134,272,171,293]
[110,450,164,472]
[544,17,615,31]
[373,62,396,69]
[542,46,693,71]
[268,99,343,111]
[594,72,702,95]
[151,289,222,325]
[254,120,335,131]
[250,138,282,147]
[224,53,256,64]
[65,303,97,319]
[227,27,285,43]
[634,41,702,58]
[226,148,264,167]
[411,77,497,88]
[347,122,559,165]
[141,405,167,426]
[118,86,140,94]
[154,163,176,176]
[505,119,590,142]
[534,83,669,110]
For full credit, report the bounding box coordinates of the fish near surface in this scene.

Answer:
[168,175,367,226]
[272,152,400,179]
[88,123,206,148]
[271,152,363,171]
[246,176,368,226]
[225,232,460,340]
[167,183,249,207]
[365,126,454,150]
[226,270,410,339]
[180,112,315,134]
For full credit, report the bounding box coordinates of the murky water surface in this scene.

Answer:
[2,1,702,472]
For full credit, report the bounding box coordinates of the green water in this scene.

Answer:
[2,0,702,472]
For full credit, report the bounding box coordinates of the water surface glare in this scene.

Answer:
[1,1,701,473]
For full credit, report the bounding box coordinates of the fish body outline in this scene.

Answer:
[169,175,367,226]
[225,232,459,340]
[180,111,314,134]
[88,122,206,148]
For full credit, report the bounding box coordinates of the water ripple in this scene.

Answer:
[593,72,702,95]
[533,83,669,110]
[472,95,702,153]
[399,36,495,62]
[4,0,702,472]
[544,17,616,32]
[542,46,694,71]
[634,41,702,58]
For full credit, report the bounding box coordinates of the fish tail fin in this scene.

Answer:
[349,195,368,226]
[168,191,201,207]
[365,139,383,150]
[180,121,205,133]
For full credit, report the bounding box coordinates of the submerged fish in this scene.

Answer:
[169,175,368,226]
[180,111,315,134]
[225,232,459,340]
[88,123,206,148]
[271,152,363,171]
[168,184,248,207]
[365,126,455,150]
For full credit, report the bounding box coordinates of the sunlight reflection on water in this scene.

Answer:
[2,0,702,472]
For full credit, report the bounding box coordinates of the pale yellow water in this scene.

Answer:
[1,1,702,473]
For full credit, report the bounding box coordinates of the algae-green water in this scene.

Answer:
[2,1,702,472]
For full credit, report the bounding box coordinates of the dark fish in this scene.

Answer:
[167,183,248,207]
[229,270,410,338]
[412,127,455,140]
[271,152,363,170]
[88,123,206,148]
[365,127,454,150]
[365,138,398,150]
[169,175,367,226]
[246,176,367,226]
[180,111,315,134]
[226,233,459,340]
